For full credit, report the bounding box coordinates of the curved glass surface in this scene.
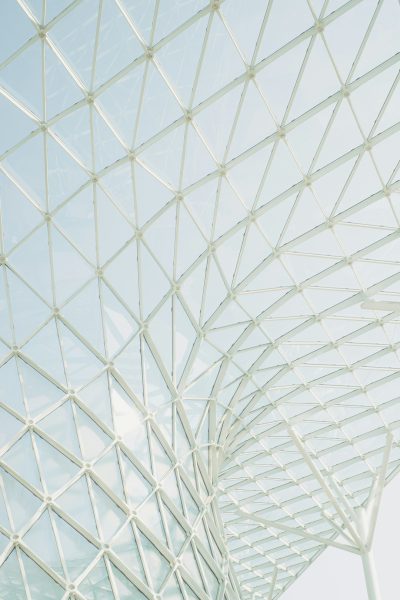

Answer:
[0,1,400,599]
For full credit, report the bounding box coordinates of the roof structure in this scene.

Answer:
[0,0,400,599]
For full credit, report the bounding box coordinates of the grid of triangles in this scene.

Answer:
[0,0,400,598]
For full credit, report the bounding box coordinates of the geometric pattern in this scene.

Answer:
[0,0,399,598]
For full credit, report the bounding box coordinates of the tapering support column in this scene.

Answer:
[356,431,393,600]
[224,428,394,599]
[361,547,381,600]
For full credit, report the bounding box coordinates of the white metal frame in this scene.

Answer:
[0,0,399,598]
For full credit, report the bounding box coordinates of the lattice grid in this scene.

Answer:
[0,0,400,599]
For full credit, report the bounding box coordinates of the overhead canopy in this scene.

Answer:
[0,1,400,599]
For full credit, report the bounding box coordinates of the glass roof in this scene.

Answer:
[0,0,400,599]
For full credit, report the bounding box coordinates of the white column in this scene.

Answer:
[361,547,382,600]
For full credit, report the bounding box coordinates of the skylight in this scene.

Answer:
[0,1,399,599]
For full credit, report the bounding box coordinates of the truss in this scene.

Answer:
[0,0,400,599]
